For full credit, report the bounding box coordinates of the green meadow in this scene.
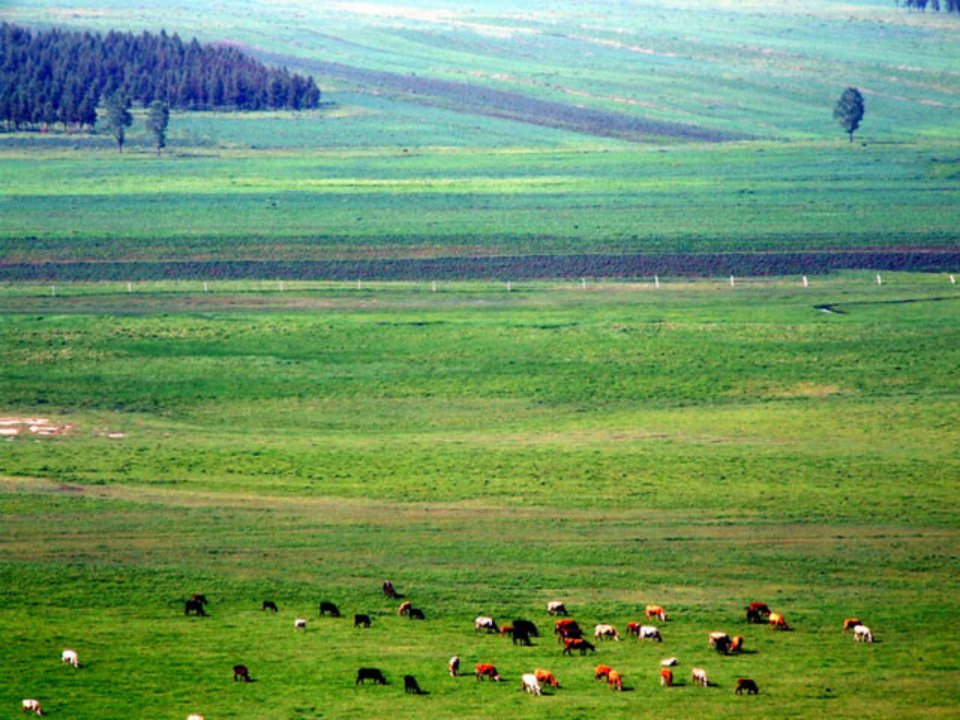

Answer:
[1,0,959,717]
[2,278,959,718]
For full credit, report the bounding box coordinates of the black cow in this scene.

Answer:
[262,600,278,613]
[354,613,372,628]
[382,581,402,599]
[185,599,207,616]
[403,675,423,694]
[233,664,251,682]
[513,619,540,637]
[512,627,533,646]
[736,678,759,695]
[192,594,209,605]
[319,601,341,617]
[356,667,387,685]
[407,607,425,620]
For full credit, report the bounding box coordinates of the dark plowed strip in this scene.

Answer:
[3,251,958,281]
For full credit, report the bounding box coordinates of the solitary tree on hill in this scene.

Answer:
[104,91,133,152]
[145,100,170,155]
[833,87,865,143]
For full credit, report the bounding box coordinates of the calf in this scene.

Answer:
[499,625,514,638]
[448,656,460,677]
[736,678,759,695]
[521,673,542,695]
[534,668,559,689]
[61,649,79,667]
[21,699,42,716]
[547,601,568,616]
[232,664,251,682]
[645,605,668,622]
[562,638,596,655]
[354,613,372,628]
[475,616,499,633]
[403,675,423,694]
[854,624,874,643]
[294,618,307,630]
[594,665,613,682]
[692,667,708,687]
[608,670,623,691]
[475,664,501,681]
[594,624,620,641]
[660,668,673,687]
[319,601,341,618]
[638,625,662,642]
[261,600,278,613]
[356,667,387,685]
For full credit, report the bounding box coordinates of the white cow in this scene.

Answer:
[594,624,620,641]
[22,699,42,715]
[546,601,567,616]
[294,618,307,630]
[474,616,499,633]
[186,715,205,720]
[638,625,663,642]
[521,673,542,695]
[61,649,79,667]
[660,657,678,667]
[853,624,874,643]
[448,656,460,677]
[691,667,709,687]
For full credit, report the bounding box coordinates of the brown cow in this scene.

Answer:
[645,605,668,622]
[398,601,412,616]
[769,612,789,630]
[660,668,673,687]
[562,638,595,655]
[534,668,559,689]
[746,602,770,624]
[232,664,251,682]
[608,670,623,691]
[730,635,745,653]
[594,665,613,682]
[736,678,759,695]
[184,599,207,616]
[475,664,502,681]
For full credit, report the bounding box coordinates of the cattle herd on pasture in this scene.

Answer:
[19,584,877,717]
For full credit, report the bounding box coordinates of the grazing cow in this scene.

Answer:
[660,657,678,667]
[319,601,341,618]
[21,699,42,716]
[184,599,207,616]
[769,612,789,630]
[261,600,278,613]
[512,627,532,646]
[626,621,641,637]
[408,607,425,620]
[555,622,583,643]
[730,635,745,653]
[398,601,412,616]
[562,637,596,655]
[354,614,372,628]
[232,664,251,682]
[748,602,771,616]
[513,619,540,638]
[356,667,387,685]
[638,625,663,642]
[854,624,874,643]
[692,667,708,687]
[448,656,460,677]
[61,649,79,667]
[475,616,499,633]
[736,678,759,695]
[710,632,731,654]
[294,618,307,630]
[382,580,399,598]
[594,665,613,682]
[594,624,620,641]
[403,675,423,694]
[475,664,502,681]
[843,618,862,633]
[608,670,624,691]
[660,668,673,687]
[646,605,668,622]
[499,625,513,638]
[521,673,542,695]
[547,601,568,616]
[535,668,559,689]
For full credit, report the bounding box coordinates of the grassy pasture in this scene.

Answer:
[1,278,959,718]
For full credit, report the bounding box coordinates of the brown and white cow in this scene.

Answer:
[534,668,559,689]
[691,667,708,687]
[645,605,668,622]
[475,664,502,681]
[843,618,862,633]
[594,624,620,641]
[660,668,673,687]
[547,601,568,616]
[768,612,789,630]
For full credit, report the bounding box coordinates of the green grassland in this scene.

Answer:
[1,278,959,718]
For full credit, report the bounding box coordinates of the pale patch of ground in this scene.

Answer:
[0,417,71,437]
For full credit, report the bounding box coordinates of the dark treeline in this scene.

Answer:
[0,23,321,131]
[900,0,960,12]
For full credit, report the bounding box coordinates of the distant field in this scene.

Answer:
[1,278,959,718]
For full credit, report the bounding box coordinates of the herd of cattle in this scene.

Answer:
[19,586,877,717]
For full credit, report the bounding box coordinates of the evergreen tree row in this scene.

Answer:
[0,23,321,131]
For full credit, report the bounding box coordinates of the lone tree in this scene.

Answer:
[145,100,170,155]
[833,87,865,143]
[103,91,133,152]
